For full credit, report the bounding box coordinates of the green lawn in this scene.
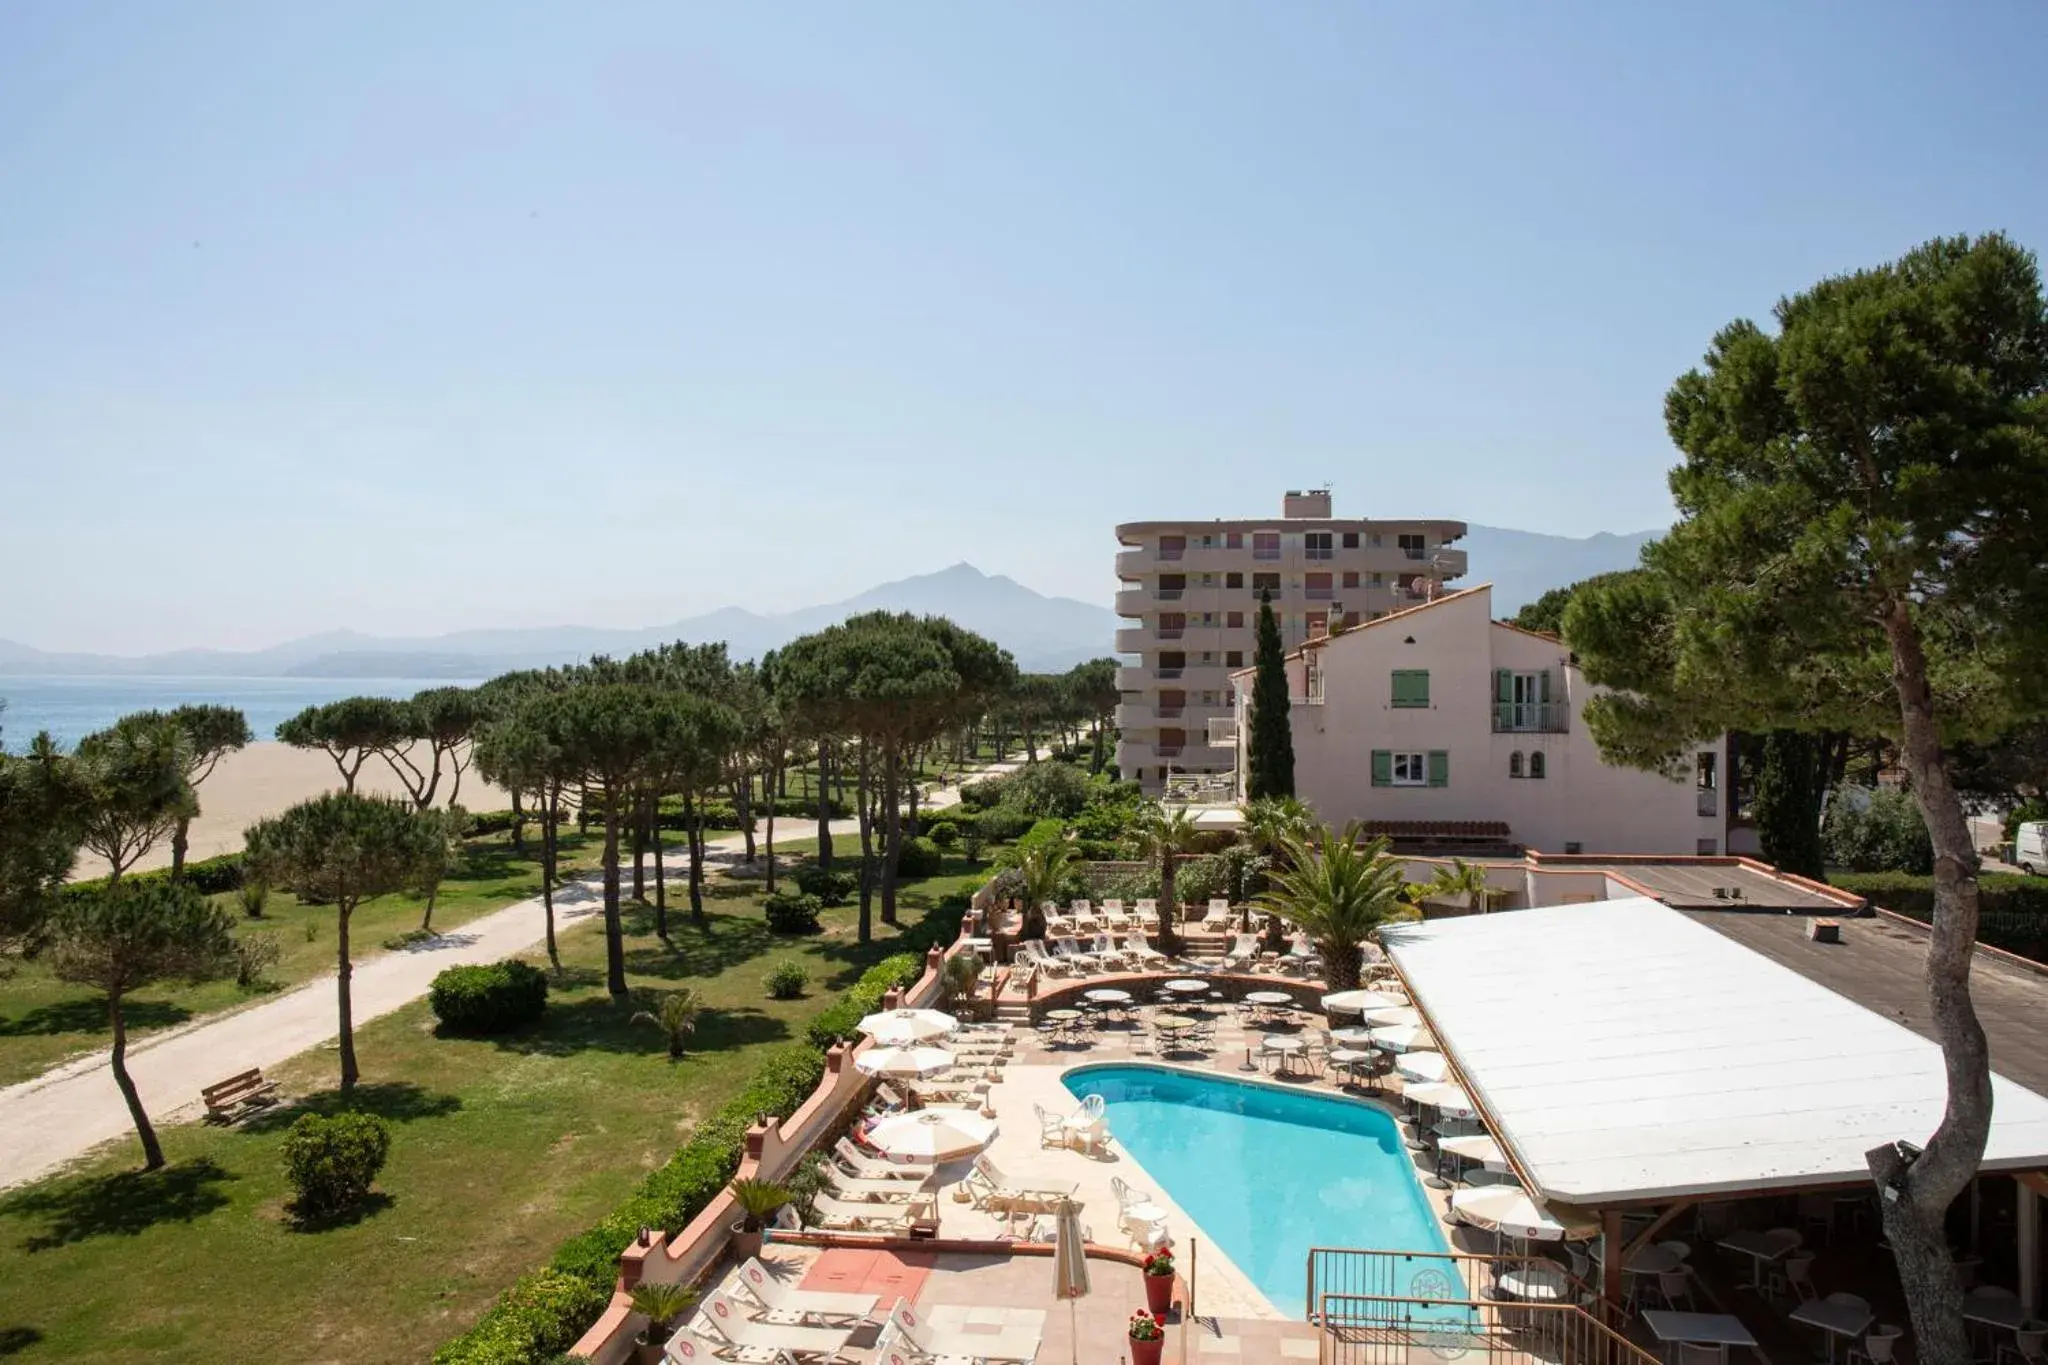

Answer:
[0,831,601,1089]
[0,856,982,1365]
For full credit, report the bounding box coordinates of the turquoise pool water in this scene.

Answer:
[1063,1064,1459,1317]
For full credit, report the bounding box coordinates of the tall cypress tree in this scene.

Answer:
[1246,590,1295,798]
[1753,729,1827,879]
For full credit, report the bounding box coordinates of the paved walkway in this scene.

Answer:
[0,754,1035,1191]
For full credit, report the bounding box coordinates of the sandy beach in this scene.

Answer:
[69,741,509,881]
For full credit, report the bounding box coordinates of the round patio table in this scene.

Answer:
[1084,989,1134,1005]
[1496,1267,1569,1303]
[1165,979,1210,995]
[1152,1014,1199,1034]
[1260,1034,1310,1076]
[1045,1008,1083,1023]
[1591,1241,1682,1276]
[1244,991,1293,1007]
[1331,1027,1379,1048]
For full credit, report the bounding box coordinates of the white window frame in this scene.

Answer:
[1391,751,1428,786]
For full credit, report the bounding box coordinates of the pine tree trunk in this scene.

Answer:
[632,799,647,901]
[816,742,835,870]
[337,901,359,1090]
[170,816,191,882]
[735,778,756,863]
[856,741,874,943]
[1864,603,1989,1365]
[510,789,526,856]
[686,790,705,922]
[602,801,628,998]
[653,811,668,939]
[542,791,561,971]
[108,994,164,1169]
[880,744,902,927]
[765,770,779,894]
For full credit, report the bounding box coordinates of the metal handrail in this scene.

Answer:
[1316,1292,1659,1365]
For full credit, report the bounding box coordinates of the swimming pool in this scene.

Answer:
[1063,1064,1458,1317]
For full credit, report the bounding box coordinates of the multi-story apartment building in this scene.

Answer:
[1225,583,1732,855]
[1113,489,1467,792]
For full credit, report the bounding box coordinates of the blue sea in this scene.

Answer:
[0,676,475,752]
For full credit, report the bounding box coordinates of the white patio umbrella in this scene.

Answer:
[1370,1022,1436,1053]
[858,1008,959,1045]
[1402,1082,1477,1118]
[1365,1005,1420,1027]
[1438,1133,1508,1169]
[1396,1050,1449,1083]
[1052,1196,1091,1365]
[855,1045,958,1080]
[864,1108,998,1162]
[1450,1185,1596,1242]
[1320,988,1406,1014]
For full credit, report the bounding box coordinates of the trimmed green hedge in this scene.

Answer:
[432,951,929,1365]
[61,850,248,900]
[1832,871,2048,961]
[430,960,550,1033]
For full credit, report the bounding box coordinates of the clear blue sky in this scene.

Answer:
[4,2,2044,653]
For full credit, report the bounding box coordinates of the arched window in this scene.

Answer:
[1530,751,1547,779]
[1509,752,1524,779]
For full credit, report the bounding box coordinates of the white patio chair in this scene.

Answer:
[1089,931,1134,970]
[1052,935,1103,973]
[1033,1102,1067,1149]
[1134,898,1159,926]
[1200,899,1233,932]
[1067,1093,1109,1152]
[1220,933,1259,972]
[1122,933,1168,969]
[1100,898,1130,929]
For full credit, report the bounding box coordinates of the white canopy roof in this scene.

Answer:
[1382,899,2048,1206]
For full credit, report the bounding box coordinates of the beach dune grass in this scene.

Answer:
[0,859,981,1364]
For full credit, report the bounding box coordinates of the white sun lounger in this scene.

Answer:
[882,1301,1041,1364]
[696,1287,855,1359]
[736,1257,878,1326]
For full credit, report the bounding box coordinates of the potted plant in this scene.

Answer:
[729,1178,792,1261]
[1127,1308,1166,1365]
[629,1281,696,1363]
[1141,1247,1176,1316]
[942,952,983,1019]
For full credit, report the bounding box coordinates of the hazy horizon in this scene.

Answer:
[6,4,2042,654]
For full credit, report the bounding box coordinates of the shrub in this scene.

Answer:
[895,836,942,879]
[429,959,550,1034]
[1824,787,1934,874]
[1831,871,2048,961]
[791,862,856,906]
[961,829,985,862]
[957,775,1010,811]
[1002,761,1092,818]
[237,881,269,918]
[972,806,1035,844]
[282,1111,393,1220]
[234,931,282,989]
[632,989,702,1059]
[994,818,1069,871]
[926,819,960,850]
[442,1268,610,1363]
[763,961,809,999]
[764,891,823,934]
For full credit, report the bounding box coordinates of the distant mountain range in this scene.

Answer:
[0,527,1660,680]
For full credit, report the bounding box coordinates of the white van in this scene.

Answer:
[2018,821,2047,876]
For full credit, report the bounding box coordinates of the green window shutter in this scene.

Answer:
[1427,751,1449,787]
[1538,670,1552,703]
[1371,750,1392,787]
[1495,669,1513,702]
[1415,670,1429,706]
[1392,669,1431,708]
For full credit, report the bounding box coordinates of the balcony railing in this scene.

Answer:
[1305,587,1334,601]
[1491,702,1567,733]
[1155,587,1184,600]
[1155,628,1184,641]
[1207,717,1237,746]
[1155,667,1184,680]
[1305,546,1332,560]
[1402,545,1428,561]
[1154,744,1184,758]
[1157,546,1184,560]
[1155,705,1184,719]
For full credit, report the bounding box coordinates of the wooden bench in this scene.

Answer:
[201,1068,280,1123]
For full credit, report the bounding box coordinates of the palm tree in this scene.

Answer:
[1129,803,1204,951]
[1238,795,1316,934]
[1016,839,1075,941]
[632,988,703,1059]
[1418,856,1495,912]
[1255,824,1416,990]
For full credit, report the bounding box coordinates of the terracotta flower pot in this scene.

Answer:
[1129,1333,1165,1365]
[1145,1272,1174,1316]
[730,1223,762,1261]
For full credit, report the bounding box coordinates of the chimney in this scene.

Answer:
[1282,488,1333,519]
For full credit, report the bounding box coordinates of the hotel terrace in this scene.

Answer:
[568,854,2048,1365]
